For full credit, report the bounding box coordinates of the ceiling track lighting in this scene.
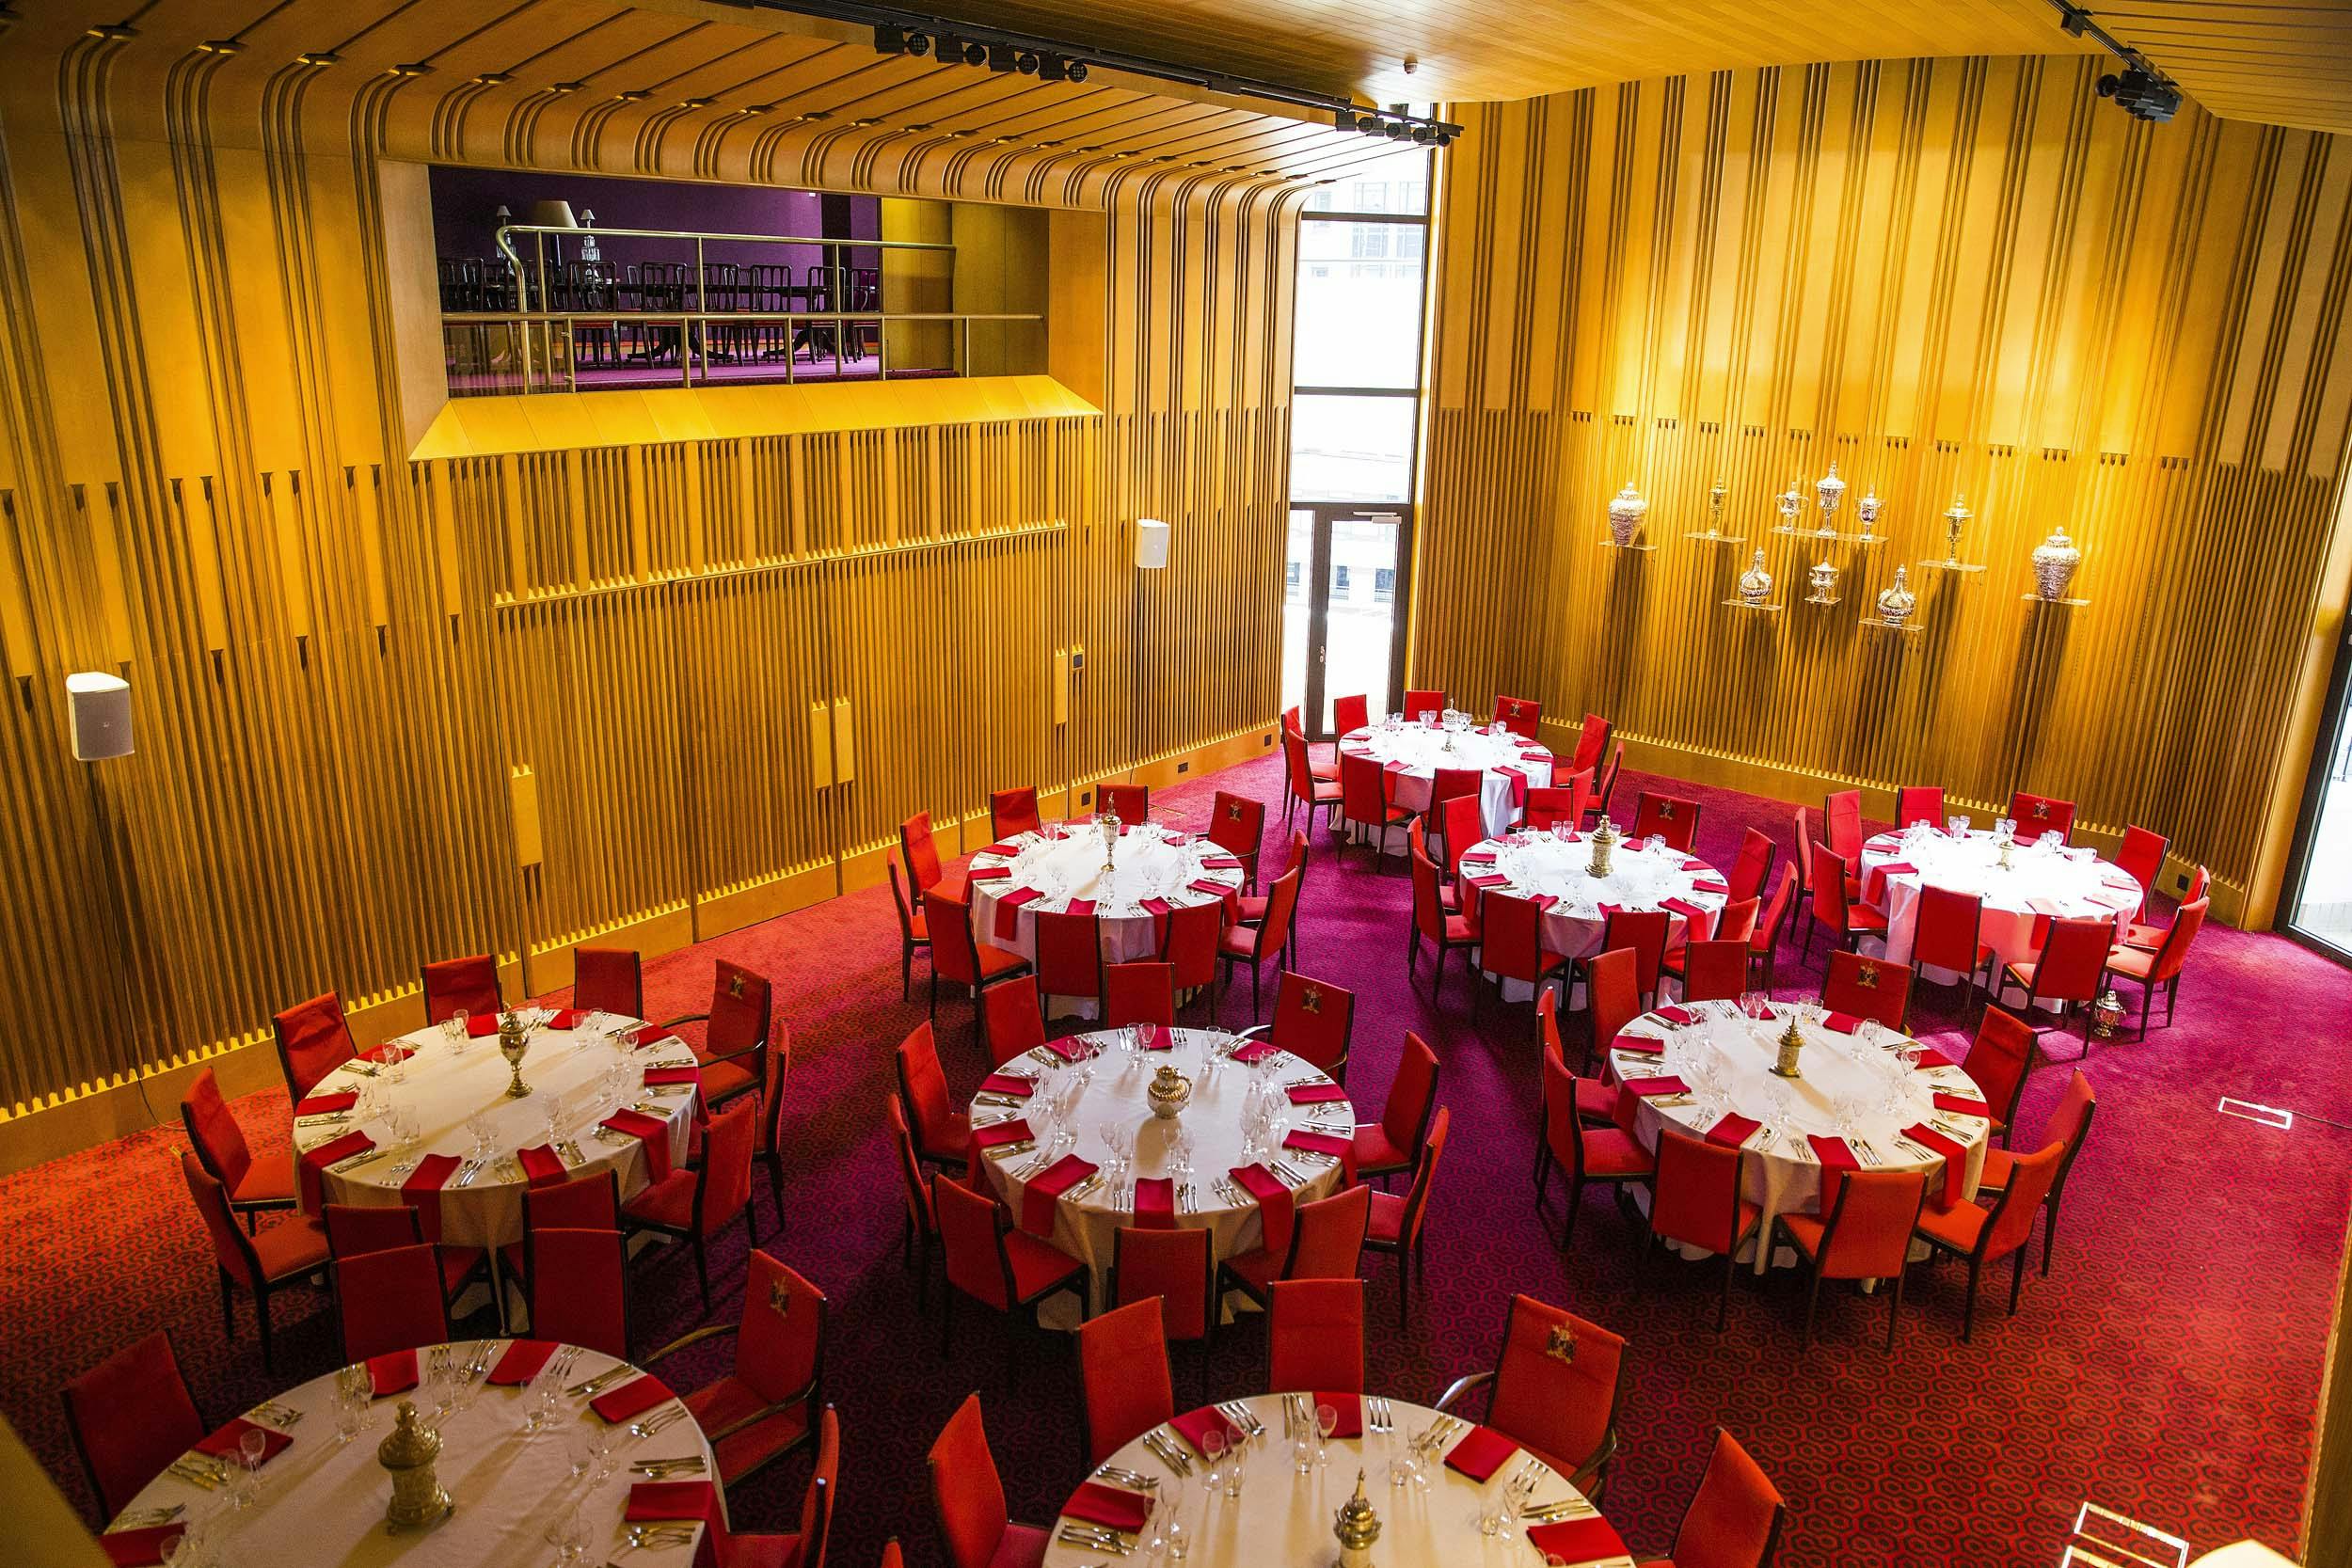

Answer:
[2046,1,2183,122]
[1335,105,1456,147]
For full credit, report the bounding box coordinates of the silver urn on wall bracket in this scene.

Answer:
[1774,478,1804,527]
[1738,549,1773,606]
[2031,527,2082,600]
[1855,486,1883,539]
[1813,461,1846,536]
[1607,481,1648,546]
[1876,565,1917,626]
[1805,559,1840,605]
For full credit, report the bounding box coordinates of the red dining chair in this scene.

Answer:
[623,1095,760,1313]
[900,811,963,904]
[2104,896,2207,1040]
[271,991,357,1109]
[420,954,501,1023]
[1656,1429,1788,1568]
[1237,827,1310,965]
[1217,1183,1373,1310]
[1802,846,1885,963]
[1675,940,1751,1006]
[1663,900,1756,991]
[1282,727,1343,833]
[980,977,1048,1067]
[1352,1031,1439,1182]
[1647,1129,1763,1331]
[1772,1168,1928,1350]
[1492,694,1542,737]
[1713,896,1761,944]
[1536,987,1618,1145]
[925,887,1034,1027]
[62,1332,207,1519]
[886,862,931,1003]
[1475,891,1568,1031]
[710,1403,837,1568]
[2123,863,2207,951]
[2113,824,2169,918]
[325,1204,489,1317]
[1339,752,1410,863]
[1112,1226,1216,1401]
[1573,908,1672,1014]
[1915,1139,2067,1339]
[1426,766,1484,849]
[1408,841,1478,1001]
[886,1095,941,1308]
[1895,786,1945,831]
[1077,1296,1175,1467]
[1268,1277,1365,1392]
[336,1243,450,1363]
[896,1022,971,1171]
[989,786,1042,842]
[1823,788,1865,866]
[526,1226,629,1360]
[180,1153,325,1371]
[572,945,644,1018]
[1977,1069,2098,1278]
[1994,915,2115,1053]
[1524,784,1583,832]
[1570,713,1613,779]
[1404,687,1444,723]
[1217,868,1299,1018]
[1284,705,1336,782]
[1365,1106,1450,1327]
[180,1068,295,1233]
[1961,1007,2037,1145]
[1583,946,1642,1076]
[1207,790,1267,889]
[1331,693,1371,736]
[1726,828,1776,904]
[1104,962,1177,1028]
[1099,783,1150,822]
[1031,909,1104,1028]
[647,1251,825,1487]
[1822,952,1913,1032]
[931,1175,1086,1354]
[1234,971,1355,1082]
[1913,884,1995,1016]
[1631,792,1702,851]
[2008,790,2076,843]
[1409,819,1452,915]
[663,959,773,1111]
[1581,741,1626,829]
[501,1167,623,1304]
[1438,792,1486,890]
[1539,1056,1655,1249]
[1747,864,1800,993]
[1436,1294,1628,1497]
[1159,900,1226,1022]
[927,1393,1050,1568]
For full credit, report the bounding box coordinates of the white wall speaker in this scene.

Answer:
[1135,518,1170,570]
[66,672,133,761]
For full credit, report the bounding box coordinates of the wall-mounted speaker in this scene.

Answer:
[1135,518,1170,570]
[66,672,133,761]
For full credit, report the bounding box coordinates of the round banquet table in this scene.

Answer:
[1337,721,1554,840]
[299,1011,697,1251]
[106,1339,720,1568]
[1857,824,2143,982]
[1041,1392,1630,1568]
[968,821,1248,1018]
[1604,999,1992,1273]
[1462,831,1729,1003]
[970,1029,1351,1313]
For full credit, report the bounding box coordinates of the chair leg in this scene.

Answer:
[695,1235,712,1316]
[2009,1246,2027,1317]
[1801,1268,1823,1348]
[2042,1201,2060,1277]
[901,943,913,1002]
[257,1285,276,1373]
[768,1157,786,1237]
[1886,1267,1906,1353]
[1562,1175,1583,1250]
[1961,1255,1981,1341]
[1719,1249,1737,1333]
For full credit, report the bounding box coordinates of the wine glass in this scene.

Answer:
[444,1008,467,1047]
[1200,1429,1226,1492]
[1316,1403,1338,1470]
[543,1506,592,1566]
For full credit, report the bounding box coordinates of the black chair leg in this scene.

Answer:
[1961,1256,1981,1341]
[257,1288,275,1373]
[2009,1247,2027,1316]
[695,1235,712,1315]
[1886,1269,1906,1353]
[1801,1269,1823,1348]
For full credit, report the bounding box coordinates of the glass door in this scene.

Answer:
[2285,626,2352,961]
[1280,504,1410,737]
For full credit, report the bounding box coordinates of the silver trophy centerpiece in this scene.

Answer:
[1876,565,1917,626]
[1941,493,1972,565]
[1099,804,1121,873]
[1855,486,1883,539]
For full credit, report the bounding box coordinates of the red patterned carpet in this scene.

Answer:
[4,752,2345,1567]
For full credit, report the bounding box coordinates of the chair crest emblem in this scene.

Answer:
[1299,986,1324,1015]
[1226,802,1244,822]
[1545,1323,1579,1364]
[1658,800,1676,819]
[727,971,746,998]
[769,1277,793,1316]
[1852,966,1879,990]
[2031,800,2051,819]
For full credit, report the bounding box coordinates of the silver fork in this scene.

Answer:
[629,1404,688,1439]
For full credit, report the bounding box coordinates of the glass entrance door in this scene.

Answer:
[1279,505,1411,738]
[2286,629,2352,960]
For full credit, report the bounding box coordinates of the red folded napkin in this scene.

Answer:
[1933,1091,1993,1119]
[1200,856,1245,870]
[642,1065,700,1090]
[1169,1405,1248,1456]
[1230,1038,1278,1064]
[994,886,1043,939]
[1654,1005,1694,1026]
[298,1130,376,1208]
[630,1022,676,1048]
[1496,765,1528,804]
[1313,1391,1364,1439]
[1820,1011,1862,1034]
[599,1107,673,1180]
[1444,1425,1521,1481]
[1064,1481,1152,1534]
[1041,1036,1091,1062]
[1689,879,1731,895]
[1622,1075,1689,1097]
[1915,1049,1958,1070]
[1134,1176,1176,1228]
[1139,896,1173,917]
[1708,1112,1762,1148]
[1609,1032,1665,1056]
[1682,859,1708,872]
[464,1014,502,1038]
[973,1117,1035,1149]
[489,1338,558,1386]
[196,1418,292,1465]
[1877,861,1918,878]
[966,864,1013,880]
[399,1152,463,1242]
[1185,879,1237,902]
[1287,1083,1347,1104]
[978,843,1019,857]
[1458,849,1498,864]
[369,1349,419,1397]
[1527,1517,1632,1567]
[1661,896,1710,926]
[591,1375,674,1424]
[295,1090,358,1117]
[1140,1025,1176,1051]
[101,1527,185,1567]
[1597,901,1624,918]
[1281,1130,1355,1180]
[1866,832,1901,850]
[1532,893,1560,911]
[1065,897,1097,916]
[1903,1122,1972,1208]
[626,1480,716,1522]
[516,1144,567,1186]
[978,1071,1036,1098]
[1383,759,1410,774]
[1021,1153,1098,1236]
[1466,873,1508,890]
[1232,1163,1295,1256]
[546,1008,584,1030]
[1809,1134,1861,1171]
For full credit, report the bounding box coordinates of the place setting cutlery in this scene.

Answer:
[248,1398,303,1428]
[108,1505,185,1531]
[167,1454,228,1488]
[1092,1463,1158,1491]
[626,1524,698,1548]
[630,1456,707,1478]
[1057,1522,1134,1555]
[1145,1427,1193,1476]
[1216,1401,1266,1437]
[568,1364,635,1399]
[1853,1140,1883,1166]
[628,1404,690,1440]
[1367,1397,1392,1433]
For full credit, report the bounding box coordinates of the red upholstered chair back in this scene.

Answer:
[1754,865,1799,956]
[1632,792,1701,851]
[1438,794,1484,879]
[1269,972,1354,1075]
[326,1203,423,1258]
[2042,1070,2099,1174]
[1571,714,1612,776]
[1895,786,1945,831]
[527,1169,621,1231]
[1524,786,1580,832]
[180,1068,254,1194]
[180,1152,261,1288]
[1160,901,1224,993]
[1033,909,1104,1001]
[1712,897,1760,945]
[1824,952,1912,1032]
[1380,1034,1440,1159]
[421,954,501,1022]
[1600,909,1672,1001]
[1728,828,1776,905]
[1588,947,1640,1050]
[1965,1008,2037,1128]
[1269,1277,1365,1392]
[1540,1054,1579,1163]
[2148,896,2209,983]
[572,946,644,1018]
[1670,1428,1787,1568]
[336,1243,450,1362]
[1914,885,1985,974]
[1282,728,1319,803]
[1493,694,1542,737]
[1331,693,1371,736]
[1679,941,1750,1004]
[1812,1170,1928,1281]
[1409,846,1452,943]
[896,1022,957,1150]
[1791,809,1814,895]
[1390,1105,1451,1253]
[2115,825,2169,915]
[2009,790,2076,842]
[1100,784,1150,822]
[1429,768,1482,813]
[1538,990,1566,1070]
[980,977,1047,1066]
[927,1393,1009,1568]
[739,1252,826,1406]
[1285,1183,1372,1280]
[797,1406,840,1566]
[1480,892,1552,984]
[990,787,1041,842]
[1592,742,1625,816]
[1809,845,1856,931]
[272,991,356,1105]
[887,861,925,950]
[63,1331,206,1517]
[1253,872,1302,960]
[2185,863,2210,903]
[1486,1295,1626,1480]
[899,812,945,894]
[2034,917,2114,1005]
[934,1176,1014,1309]
[1823,790,1865,863]
[707,960,772,1061]
[886,1096,937,1239]
[1078,1297,1176,1465]
[1339,752,1390,830]
[1114,1225,1215,1341]
[923,889,982,986]
[1275,827,1311,882]
[1985,1141,2066,1261]
[527,1227,629,1360]
[1104,962,1177,1028]
[697,1096,759,1233]
[1404,688,1444,723]
[1282,705,1303,736]
[1207,790,1265,863]
[1651,1130,1745,1255]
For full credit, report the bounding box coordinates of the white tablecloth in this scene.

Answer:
[111,1339,720,1568]
[1338,724,1553,839]
[970,1030,1349,1310]
[1463,832,1728,1002]
[1041,1393,1625,1567]
[300,1014,696,1251]
[1857,826,2142,980]
[1606,1000,1990,1273]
